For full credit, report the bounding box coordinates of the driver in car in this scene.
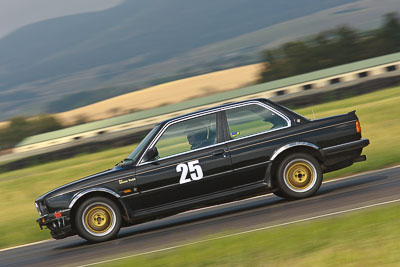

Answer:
[186,124,213,150]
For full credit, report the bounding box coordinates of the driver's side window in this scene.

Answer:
[152,113,217,159]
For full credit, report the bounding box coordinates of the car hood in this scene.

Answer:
[35,166,127,203]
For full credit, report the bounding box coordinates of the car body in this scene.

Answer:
[35,99,369,242]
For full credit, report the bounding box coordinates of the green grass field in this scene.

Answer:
[0,86,399,249]
[99,203,400,266]
[297,86,400,178]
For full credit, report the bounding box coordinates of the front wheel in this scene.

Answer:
[75,197,121,242]
[276,153,322,199]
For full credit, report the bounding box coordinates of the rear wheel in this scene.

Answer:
[273,190,286,198]
[276,153,322,199]
[75,197,121,242]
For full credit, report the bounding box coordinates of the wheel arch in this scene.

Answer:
[69,188,129,227]
[269,143,324,186]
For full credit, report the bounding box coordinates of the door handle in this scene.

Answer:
[212,149,228,157]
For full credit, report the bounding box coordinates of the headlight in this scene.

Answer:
[35,201,48,216]
[35,202,40,215]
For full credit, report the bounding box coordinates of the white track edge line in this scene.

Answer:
[2,164,399,253]
[0,239,51,252]
[78,198,400,267]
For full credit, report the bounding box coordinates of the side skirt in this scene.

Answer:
[126,182,271,224]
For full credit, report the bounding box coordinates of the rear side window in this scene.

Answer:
[225,104,288,139]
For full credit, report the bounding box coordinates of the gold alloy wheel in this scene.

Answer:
[84,205,113,234]
[285,161,314,190]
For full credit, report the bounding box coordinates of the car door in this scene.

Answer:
[222,102,291,188]
[134,112,233,211]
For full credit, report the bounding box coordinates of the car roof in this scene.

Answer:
[159,98,275,126]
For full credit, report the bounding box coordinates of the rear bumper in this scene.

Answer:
[37,209,74,239]
[320,139,369,173]
[321,139,370,157]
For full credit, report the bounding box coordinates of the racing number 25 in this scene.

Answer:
[177,160,204,184]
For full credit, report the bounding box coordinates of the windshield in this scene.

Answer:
[126,124,161,162]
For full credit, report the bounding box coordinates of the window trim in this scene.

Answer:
[149,113,218,161]
[137,101,291,166]
[221,102,291,143]
[138,112,220,166]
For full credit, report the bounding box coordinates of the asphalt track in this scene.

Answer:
[1,166,400,267]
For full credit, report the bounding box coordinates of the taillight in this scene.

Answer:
[356,120,361,133]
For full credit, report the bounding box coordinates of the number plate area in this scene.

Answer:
[177,160,204,184]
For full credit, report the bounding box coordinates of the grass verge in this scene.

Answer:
[0,86,399,249]
[98,203,400,266]
[296,86,400,179]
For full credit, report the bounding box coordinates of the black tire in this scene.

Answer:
[75,196,121,242]
[276,153,322,199]
[273,190,286,198]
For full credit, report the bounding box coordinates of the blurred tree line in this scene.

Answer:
[0,115,63,150]
[260,12,400,82]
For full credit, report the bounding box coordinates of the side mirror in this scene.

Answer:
[143,147,159,162]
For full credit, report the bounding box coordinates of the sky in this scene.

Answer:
[0,0,123,39]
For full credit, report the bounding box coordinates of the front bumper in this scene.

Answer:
[37,209,75,239]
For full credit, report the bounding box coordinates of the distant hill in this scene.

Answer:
[0,0,122,38]
[0,0,398,120]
